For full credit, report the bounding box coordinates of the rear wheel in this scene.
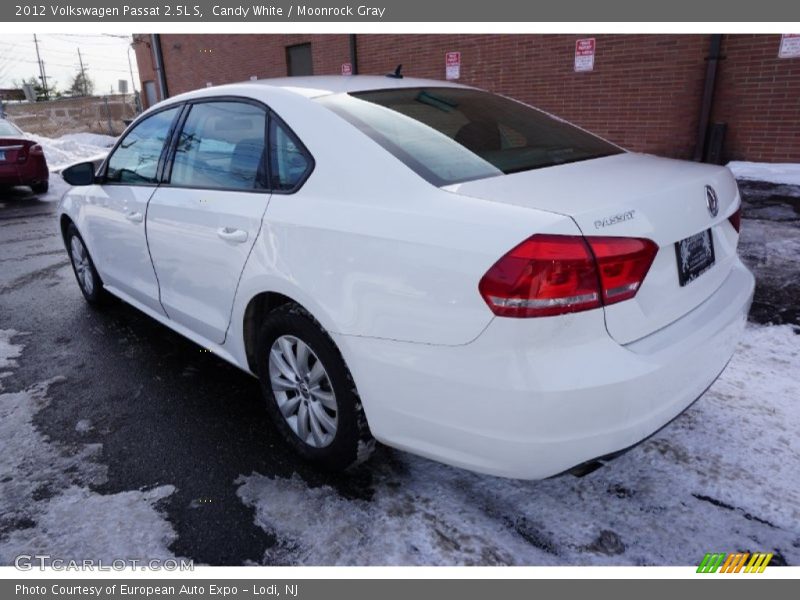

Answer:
[255,304,375,470]
[66,223,110,306]
[31,180,49,195]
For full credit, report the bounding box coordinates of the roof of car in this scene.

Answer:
[241,75,472,98]
[151,75,477,116]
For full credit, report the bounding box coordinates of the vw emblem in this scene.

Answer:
[705,185,719,218]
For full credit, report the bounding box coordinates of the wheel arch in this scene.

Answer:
[242,291,320,374]
[59,213,75,248]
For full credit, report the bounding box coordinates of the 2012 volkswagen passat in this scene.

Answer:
[58,76,754,479]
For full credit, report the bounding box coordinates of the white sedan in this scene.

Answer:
[58,76,754,479]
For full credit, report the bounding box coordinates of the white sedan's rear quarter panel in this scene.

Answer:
[232,88,582,347]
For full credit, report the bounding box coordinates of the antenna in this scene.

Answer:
[386,64,403,79]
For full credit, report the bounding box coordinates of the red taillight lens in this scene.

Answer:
[29,143,44,157]
[479,234,658,318]
[479,235,601,317]
[728,208,741,233]
[586,237,659,305]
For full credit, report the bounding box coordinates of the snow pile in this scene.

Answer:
[727,161,800,186]
[0,330,180,564]
[237,324,800,565]
[34,132,116,172]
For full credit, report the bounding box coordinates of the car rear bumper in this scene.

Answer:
[334,259,754,479]
[0,159,48,185]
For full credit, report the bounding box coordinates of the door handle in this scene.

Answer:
[125,211,143,223]
[217,227,248,243]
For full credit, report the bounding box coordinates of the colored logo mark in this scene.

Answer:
[697,552,773,573]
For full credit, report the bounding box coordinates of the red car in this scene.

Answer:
[0,118,49,194]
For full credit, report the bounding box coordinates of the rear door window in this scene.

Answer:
[170,101,268,191]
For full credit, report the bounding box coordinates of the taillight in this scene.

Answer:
[29,143,44,157]
[479,234,658,318]
[728,208,741,233]
[586,237,659,305]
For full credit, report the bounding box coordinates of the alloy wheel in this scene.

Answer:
[268,334,338,448]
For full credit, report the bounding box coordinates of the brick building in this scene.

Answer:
[133,34,800,163]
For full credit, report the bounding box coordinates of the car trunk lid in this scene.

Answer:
[446,152,741,344]
[0,138,32,164]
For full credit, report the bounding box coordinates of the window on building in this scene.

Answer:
[286,43,313,76]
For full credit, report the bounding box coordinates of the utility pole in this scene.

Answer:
[33,34,49,100]
[41,61,49,98]
[76,47,89,96]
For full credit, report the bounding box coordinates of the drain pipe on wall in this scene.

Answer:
[693,34,723,162]
[151,33,169,102]
[349,34,359,74]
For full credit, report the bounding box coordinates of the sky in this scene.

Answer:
[0,33,140,96]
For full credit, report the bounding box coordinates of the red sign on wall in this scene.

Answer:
[445,51,461,80]
[341,62,353,75]
[574,38,596,72]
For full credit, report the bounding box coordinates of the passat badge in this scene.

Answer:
[705,185,719,217]
[594,209,635,229]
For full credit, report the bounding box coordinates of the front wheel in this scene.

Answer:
[66,223,111,306]
[255,304,375,471]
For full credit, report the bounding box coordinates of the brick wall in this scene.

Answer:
[134,34,350,99]
[711,34,800,162]
[133,33,800,163]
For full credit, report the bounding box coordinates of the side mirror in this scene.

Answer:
[61,161,97,186]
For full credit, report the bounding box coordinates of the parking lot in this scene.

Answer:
[0,175,798,566]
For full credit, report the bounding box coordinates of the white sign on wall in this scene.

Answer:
[445,51,461,80]
[574,38,596,72]
[778,34,800,58]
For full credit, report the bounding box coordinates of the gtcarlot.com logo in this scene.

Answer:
[697,552,773,573]
[14,554,194,571]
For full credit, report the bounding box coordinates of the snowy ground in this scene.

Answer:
[0,157,798,566]
[0,330,179,564]
[728,161,800,187]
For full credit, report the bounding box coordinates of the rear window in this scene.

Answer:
[317,87,622,186]
[0,120,22,136]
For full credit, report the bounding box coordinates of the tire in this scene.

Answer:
[255,304,375,471]
[31,180,49,195]
[65,223,111,306]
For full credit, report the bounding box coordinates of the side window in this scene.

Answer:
[170,102,267,191]
[269,118,312,191]
[106,106,180,184]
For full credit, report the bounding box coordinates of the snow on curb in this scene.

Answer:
[727,161,800,187]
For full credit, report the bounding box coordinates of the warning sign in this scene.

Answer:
[445,51,461,80]
[574,38,596,72]
[341,62,353,75]
[778,34,800,59]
